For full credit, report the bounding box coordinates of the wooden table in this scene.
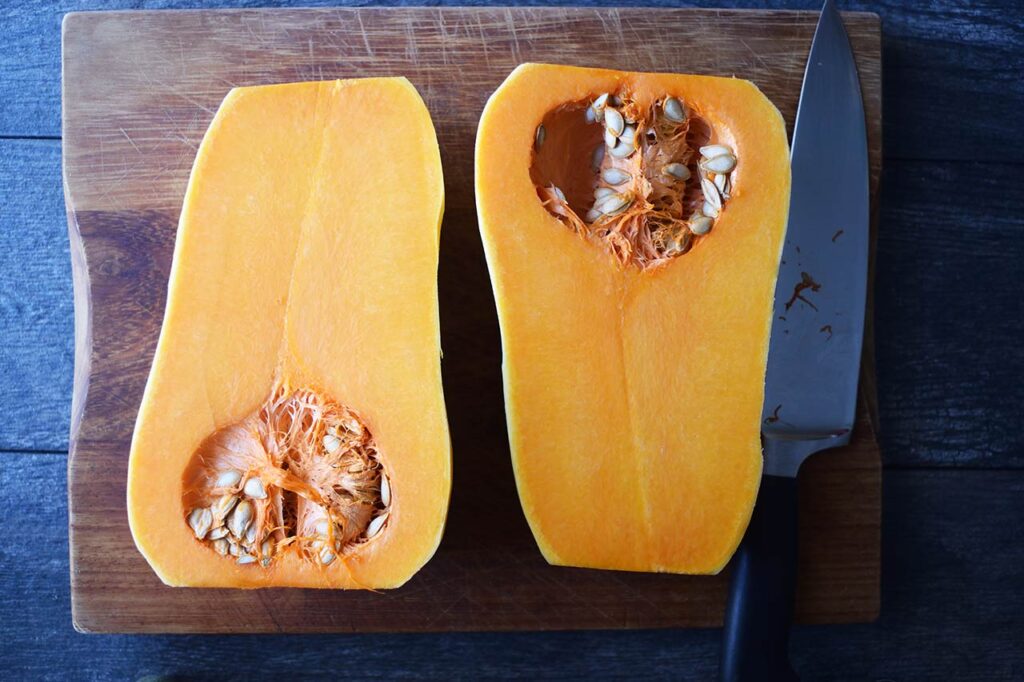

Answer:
[1,0,1022,678]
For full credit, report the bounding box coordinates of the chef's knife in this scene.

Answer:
[720,1,869,680]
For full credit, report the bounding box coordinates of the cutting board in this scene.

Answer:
[62,7,882,634]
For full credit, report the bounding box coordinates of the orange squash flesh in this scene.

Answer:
[475,64,790,573]
[128,78,450,588]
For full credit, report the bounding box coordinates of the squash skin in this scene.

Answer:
[475,64,790,574]
[127,78,450,588]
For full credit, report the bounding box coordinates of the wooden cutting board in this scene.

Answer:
[62,7,882,634]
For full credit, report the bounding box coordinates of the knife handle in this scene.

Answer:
[720,474,800,682]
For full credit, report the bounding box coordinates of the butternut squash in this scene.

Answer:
[475,64,790,573]
[128,78,450,588]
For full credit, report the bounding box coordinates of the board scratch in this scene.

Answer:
[356,11,375,58]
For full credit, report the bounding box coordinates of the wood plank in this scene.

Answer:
[875,160,1024,467]
[0,139,73,452]
[7,0,1024,165]
[5,453,1022,678]
[62,7,882,633]
[876,0,1024,161]
[882,33,1024,162]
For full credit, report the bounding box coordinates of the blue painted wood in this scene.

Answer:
[3,453,1021,679]
[0,139,73,453]
[2,0,1023,163]
[874,161,1024,467]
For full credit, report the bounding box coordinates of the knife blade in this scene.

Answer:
[720,1,870,680]
[761,0,870,473]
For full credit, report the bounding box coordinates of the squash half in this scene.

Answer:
[128,78,449,588]
[475,64,789,573]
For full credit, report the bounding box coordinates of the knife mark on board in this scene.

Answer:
[820,324,833,340]
[784,271,821,312]
[832,229,844,242]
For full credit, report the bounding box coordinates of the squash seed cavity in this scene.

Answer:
[531,91,738,268]
[182,385,393,568]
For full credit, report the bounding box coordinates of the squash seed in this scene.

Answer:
[211,494,238,521]
[313,518,331,537]
[585,106,597,123]
[702,200,720,218]
[342,417,364,437]
[585,208,603,223]
[209,526,229,540]
[551,186,566,203]
[702,154,737,174]
[619,124,636,147]
[592,93,609,113]
[534,124,546,150]
[229,540,241,557]
[212,538,229,556]
[601,168,631,185]
[214,469,242,489]
[320,547,336,565]
[591,144,605,171]
[603,128,619,149]
[243,477,267,500]
[595,186,615,200]
[227,499,253,539]
[323,433,342,454]
[188,507,213,540]
[237,553,256,565]
[699,144,732,159]
[604,108,624,137]
[366,513,389,539]
[714,173,728,193]
[596,192,632,216]
[690,214,713,235]
[663,97,686,123]
[662,163,691,181]
[609,139,635,159]
[380,474,391,507]
[244,522,258,545]
[701,176,722,210]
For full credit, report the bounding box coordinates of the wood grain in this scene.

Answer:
[62,7,882,633]
[11,0,1024,167]
[7,454,1023,679]
[873,160,1024,466]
